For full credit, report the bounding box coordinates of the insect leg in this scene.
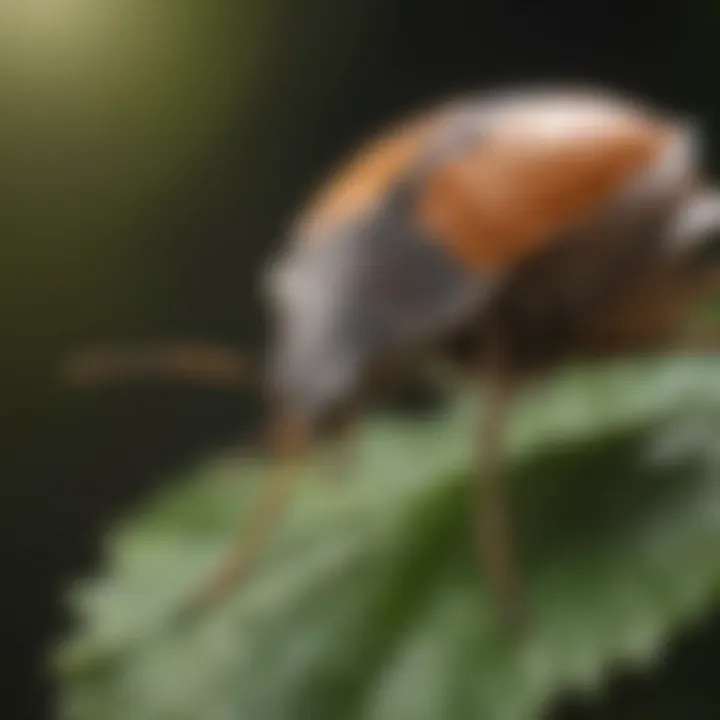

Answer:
[475,365,525,629]
[180,414,310,619]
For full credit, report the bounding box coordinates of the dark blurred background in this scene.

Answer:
[1,0,719,717]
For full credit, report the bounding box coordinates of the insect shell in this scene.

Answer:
[264,86,720,440]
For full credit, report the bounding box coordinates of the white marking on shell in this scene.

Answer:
[667,189,720,252]
[475,87,659,142]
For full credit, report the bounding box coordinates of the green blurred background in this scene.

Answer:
[1,0,719,717]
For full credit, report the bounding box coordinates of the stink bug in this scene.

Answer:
[66,86,720,624]
[226,86,720,624]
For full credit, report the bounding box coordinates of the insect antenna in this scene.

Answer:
[59,341,258,390]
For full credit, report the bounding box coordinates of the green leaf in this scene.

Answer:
[56,357,720,720]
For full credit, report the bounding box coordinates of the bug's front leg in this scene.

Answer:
[475,366,525,628]
[180,413,309,619]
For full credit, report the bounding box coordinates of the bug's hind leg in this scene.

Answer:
[475,367,525,629]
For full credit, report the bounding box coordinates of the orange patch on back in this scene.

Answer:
[416,113,673,274]
[296,103,460,239]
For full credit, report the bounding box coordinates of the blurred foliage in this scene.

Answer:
[0,1,256,341]
[57,357,720,719]
[0,0,383,360]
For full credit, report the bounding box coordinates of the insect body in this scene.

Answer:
[195,87,720,622]
[269,90,715,416]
